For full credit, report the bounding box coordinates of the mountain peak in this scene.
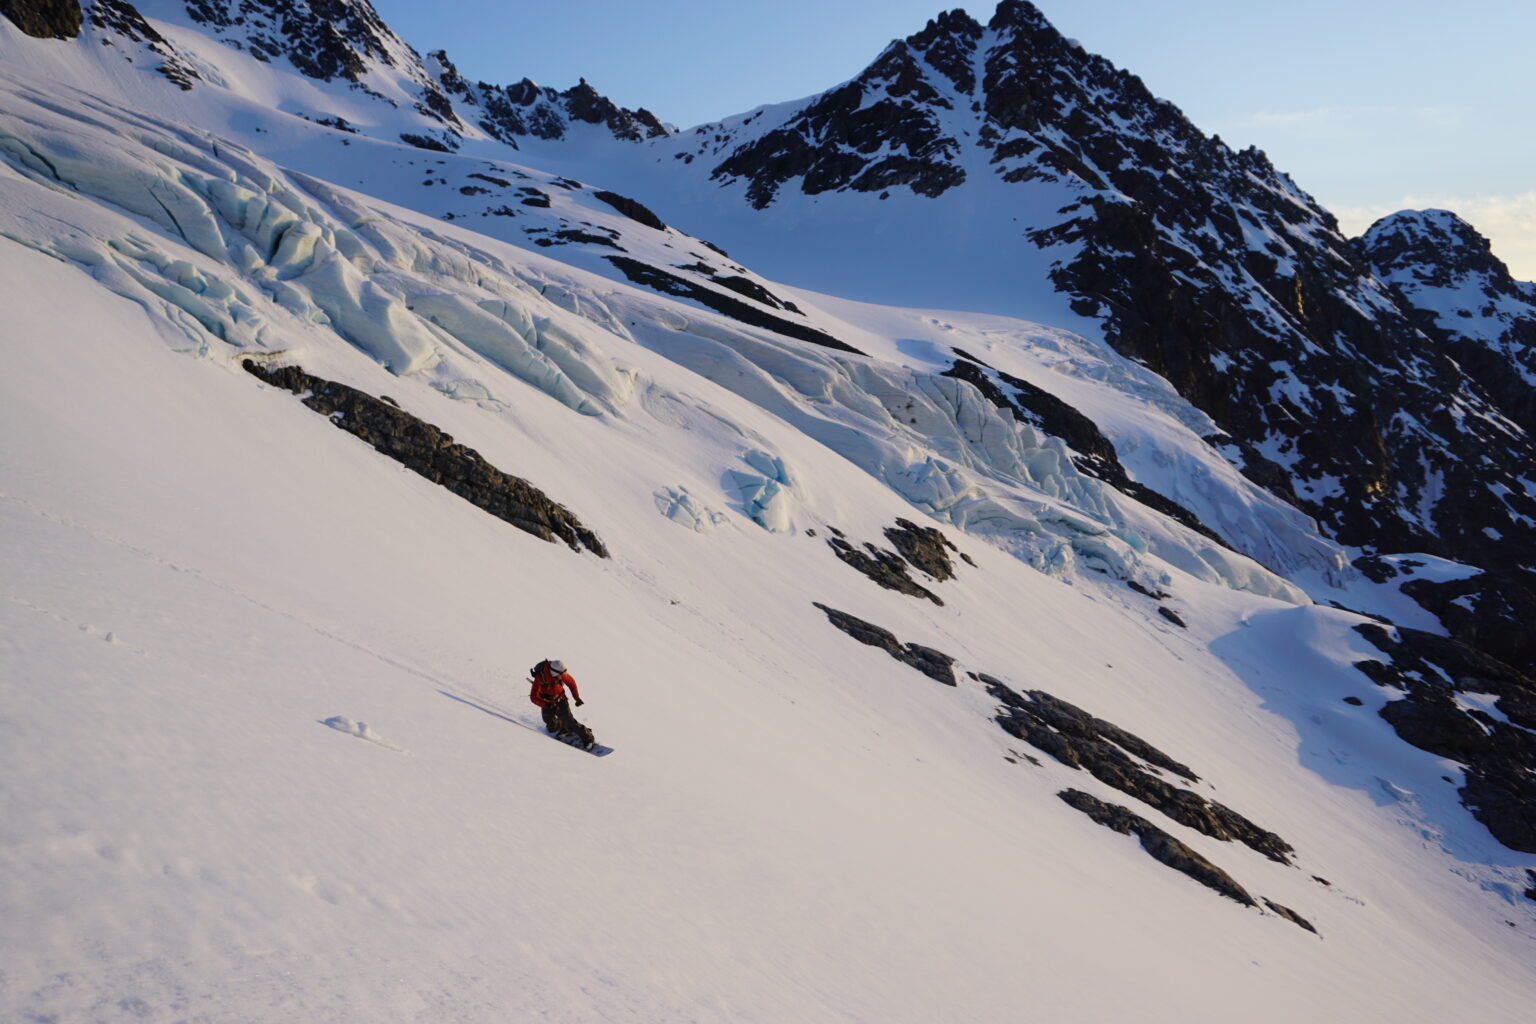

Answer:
[1360,208,1516,286]
[989,0,1051,31]
[1358,208,1536,437]
[911,7,983,42]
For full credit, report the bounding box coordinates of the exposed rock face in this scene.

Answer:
[1057,789,1255,907]
[188,0,387,81]
[680,1,1536,582]
[562,79,666,140]
[399,132,455,153]
[430,51,667,147]
[591,190,666,231]
[1058,791,1317,931]
[0,0,81,38]
[985,675,1294,863]
[825,520,962,604]
[1354,624,1536,853]
[882,518,960,581]
[809,599,1313,925]
[603,256,864,354]
[826,530,942,605]
[242,361,608,557]
[709,18,974,207]
[812,603,956,685]
[1262,899,1318,935]
[708,274,798,312]
[1400,570,1536,681]
[1358,210,1536,435]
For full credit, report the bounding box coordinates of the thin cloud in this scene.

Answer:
[1236,104,1463,132]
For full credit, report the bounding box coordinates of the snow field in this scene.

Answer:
[4,218,1534,1022]
[1,12,1534,1021]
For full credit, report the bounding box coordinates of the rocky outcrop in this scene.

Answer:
[592,190,666,231]
[399,132,455,152]
[826,529,942,605]
[1354,624,1536,853]
[3,0,199,89]
[188,0,389,82]
[1056,791,1317,932]
[825,520,963,604]
[883,518,962,581]
[709,34,969,208]
[1057,789,1255,907]
[604,256,864,354]
[707,274,799,313]
[534,227,623,250]
[1262,899,1318,934]
[562,79,667,140]
[242,361,607,557]
[812,603,956,685]
[1400,569,1536,681]
[986,675,1294,863]
[90,0,200,89]
[0,0,81,38]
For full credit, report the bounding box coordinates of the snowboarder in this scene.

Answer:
[529,658,594,748]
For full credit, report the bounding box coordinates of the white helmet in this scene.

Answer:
[548,659,567,675]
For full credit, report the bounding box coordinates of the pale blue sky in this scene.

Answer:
[372,0,1536,277]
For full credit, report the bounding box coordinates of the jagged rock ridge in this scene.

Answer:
[429,49,667,147]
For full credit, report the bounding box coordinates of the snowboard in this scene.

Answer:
[553,730,613,757]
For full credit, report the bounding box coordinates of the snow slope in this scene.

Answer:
[8,184,1536,1024]
[3,5,1536,1022]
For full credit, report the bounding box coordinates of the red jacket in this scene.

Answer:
[529,663,581,707]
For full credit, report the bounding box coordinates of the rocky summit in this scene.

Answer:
[1359,209,1536,436]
